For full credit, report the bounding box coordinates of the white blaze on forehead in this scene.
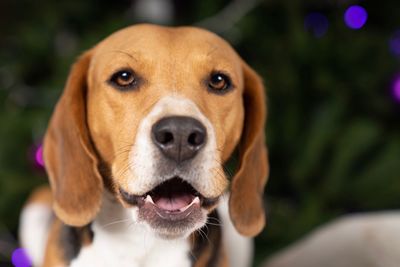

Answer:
[127,95,223,197]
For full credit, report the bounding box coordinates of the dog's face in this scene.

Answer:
[88,26,244,238]
[43,24,269,239]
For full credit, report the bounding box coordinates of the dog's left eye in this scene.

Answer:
[109,69,137,90]
[208,72,232,93]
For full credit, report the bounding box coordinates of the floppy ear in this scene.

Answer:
[43,51,103,226]
[229,61,269,237]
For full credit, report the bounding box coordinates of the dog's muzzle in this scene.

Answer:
[119,115,218,238]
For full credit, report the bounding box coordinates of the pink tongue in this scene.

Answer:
[155,195,193,211]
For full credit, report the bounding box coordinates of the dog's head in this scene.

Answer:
[43,24,269,239]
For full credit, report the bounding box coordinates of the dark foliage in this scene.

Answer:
[0,0,399,266]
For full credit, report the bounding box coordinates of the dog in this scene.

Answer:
[19,24,269,267]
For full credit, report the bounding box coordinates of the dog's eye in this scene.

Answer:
[109,69,137,90]
[208,72,232,93]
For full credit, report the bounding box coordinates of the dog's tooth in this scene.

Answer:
[179,197,201,212]
[193,196,200,204]
[179,206,189,212]
[145,195,155,204]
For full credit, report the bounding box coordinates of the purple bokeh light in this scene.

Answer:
[393,76,400,102]
[344,5,368,30]
[11,248,31,267]
[304,12,329,38]
[389,31,400,57]
[35,144,45,167]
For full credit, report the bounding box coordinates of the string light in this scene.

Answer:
[11,248,31,267]
[304,12,329,38]
[344,5,368,30]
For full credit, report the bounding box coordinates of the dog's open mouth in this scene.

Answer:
[146,178,200,214]
[120,177,218,221]
[119,177,219,238]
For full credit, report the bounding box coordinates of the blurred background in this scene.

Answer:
[0,0,399,266]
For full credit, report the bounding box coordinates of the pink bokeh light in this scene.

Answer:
[35,145,45,167]
[393,77,400,102]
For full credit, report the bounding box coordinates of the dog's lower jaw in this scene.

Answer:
[135,198,209,240]
[141,210,209,240]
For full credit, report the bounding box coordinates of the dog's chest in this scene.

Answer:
[70,221,191,267]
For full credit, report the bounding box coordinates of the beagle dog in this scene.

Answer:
[19,24,269,267]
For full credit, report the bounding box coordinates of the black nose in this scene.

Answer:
[151,116,207,163]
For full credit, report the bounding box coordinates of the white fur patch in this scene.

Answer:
[218,195,253,267]
[19,203,53,267]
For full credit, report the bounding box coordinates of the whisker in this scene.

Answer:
[207,216,222,225]
[114,149,132,158]
[199,227,211,245]
[195,226,211,247]
[115,163,131,178]
[101,218,131,228]
[206,222,223,227]
[213,157,235,178]
[195,229,206,243]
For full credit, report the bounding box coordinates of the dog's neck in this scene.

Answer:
[69,192,192,267]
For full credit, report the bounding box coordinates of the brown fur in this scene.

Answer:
[37,24,268,265]
[191,212,228,267]
[42,219,66,267]
[25,185,53,206]
[229,62,269,236]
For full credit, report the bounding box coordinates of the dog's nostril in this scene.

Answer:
[188,131,204,147]
[156,131,174,145]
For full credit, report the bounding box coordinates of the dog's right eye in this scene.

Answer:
[109,69,138,90]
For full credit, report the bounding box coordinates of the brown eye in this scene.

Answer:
[109,69,137,90]
[208,72,232,93]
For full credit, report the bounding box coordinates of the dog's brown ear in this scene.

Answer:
[43,51,103,226]
[229,61,269,237]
